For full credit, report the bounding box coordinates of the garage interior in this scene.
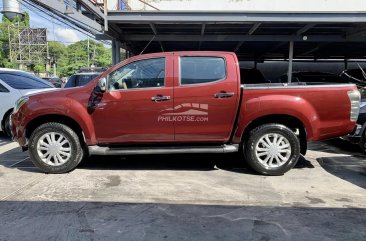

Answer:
[29,1,366,83]
[92,11,366,83]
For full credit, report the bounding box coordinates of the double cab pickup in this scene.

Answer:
[12,52,360,175]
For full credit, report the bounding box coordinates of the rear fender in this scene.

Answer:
[233,95,319,143]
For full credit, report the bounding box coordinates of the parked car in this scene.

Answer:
[0,68,54,136]
[64,67,104,88]
[42,77,63,88]
[12,52,360,175]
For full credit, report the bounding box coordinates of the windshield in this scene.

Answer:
[0,72,54,89]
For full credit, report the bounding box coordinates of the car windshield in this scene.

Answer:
[0,72,53,89]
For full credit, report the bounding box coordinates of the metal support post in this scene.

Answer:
[104,0,108,31]
[287,41,294,83]
[112,39,116,65]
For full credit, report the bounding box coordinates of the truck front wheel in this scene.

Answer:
[28,122,84,174]
[244,124,300,175]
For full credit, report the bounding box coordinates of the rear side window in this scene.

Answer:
[0,73,52,89]
[0,83,9,92]
[180,57,226,85]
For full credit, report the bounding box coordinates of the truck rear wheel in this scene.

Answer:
[244,124,300,175]
[28,122,84,174]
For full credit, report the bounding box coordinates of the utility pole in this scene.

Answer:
[87,37,90,67]
[92,45,96,67]
[53,57,57,77]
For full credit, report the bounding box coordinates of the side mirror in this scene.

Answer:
[95,77,107,93]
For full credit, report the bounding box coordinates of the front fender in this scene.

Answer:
[26,96,97,145]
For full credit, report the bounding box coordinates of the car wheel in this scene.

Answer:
[4,113,12,137]
[28,122,84,174]
[244,124,300,176]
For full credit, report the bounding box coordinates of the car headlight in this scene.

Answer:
[14,96,29,113]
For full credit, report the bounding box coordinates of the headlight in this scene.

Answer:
[14,96,29,113]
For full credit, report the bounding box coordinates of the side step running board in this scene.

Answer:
[88,144,239,155]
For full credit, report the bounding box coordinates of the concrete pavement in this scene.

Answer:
[0,133,365,240]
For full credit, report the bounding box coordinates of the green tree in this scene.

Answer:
[0,12,30,68]
[48,41,67,76]
[58,39,111,77]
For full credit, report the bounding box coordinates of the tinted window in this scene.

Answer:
[0,83,9,92]
[109,58,165,90]
[180,57,226,85]
[64,75,76,88]
[0,73,53,89]
[77,74,99,86]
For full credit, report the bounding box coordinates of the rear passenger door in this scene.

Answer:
[172,53,240,143]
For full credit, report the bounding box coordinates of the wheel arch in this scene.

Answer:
[25,114,86,145]
[1,108,13,131]
[241,114,307,155]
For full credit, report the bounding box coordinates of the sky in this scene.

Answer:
[0,0,90,44]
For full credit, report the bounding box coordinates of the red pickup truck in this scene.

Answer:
[11,52,360,175]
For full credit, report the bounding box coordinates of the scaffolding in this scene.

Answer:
[8,26,48,64]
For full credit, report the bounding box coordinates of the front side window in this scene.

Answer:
[180,57,226,85]
[108,58,165,90]
[0,73,53,89]
[0,82,9,92]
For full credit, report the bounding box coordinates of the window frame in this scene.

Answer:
[0,72,53,89]
[108,57,167,92]
[0,82,9,93]
[179,56,227,86]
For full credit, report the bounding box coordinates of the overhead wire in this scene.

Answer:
[12,0,110,45]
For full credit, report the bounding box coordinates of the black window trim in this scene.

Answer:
[0,81,10,93]
[179,56,227,86]
[108,57,167,92]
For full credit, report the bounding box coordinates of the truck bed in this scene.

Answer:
[233,82,358,142]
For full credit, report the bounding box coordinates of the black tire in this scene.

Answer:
[244,124,300,176]
[29,122,84,174]
[4,113,12,137]
[360,131,366,152]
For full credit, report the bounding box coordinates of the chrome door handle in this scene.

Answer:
[151,95,171,102]
[214,92,234,98]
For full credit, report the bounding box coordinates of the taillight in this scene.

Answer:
[347,90,361,121]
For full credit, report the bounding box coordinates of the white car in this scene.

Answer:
[0,68,55,136]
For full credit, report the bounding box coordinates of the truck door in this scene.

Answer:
[91,54,174,144]
[172,53,240,143]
